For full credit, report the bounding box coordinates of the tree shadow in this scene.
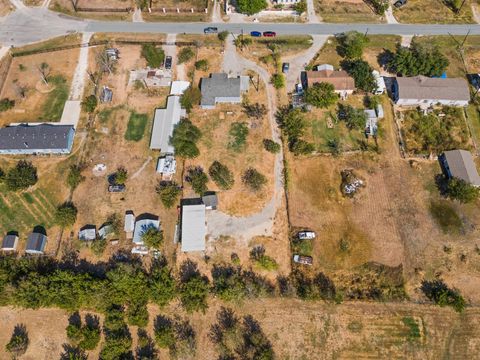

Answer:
[60,344,87,360]
[68,311,81,328]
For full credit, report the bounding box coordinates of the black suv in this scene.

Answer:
[204,27,218,34]
[165,56,172,69]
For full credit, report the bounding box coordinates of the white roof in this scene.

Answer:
[78,227,96,241]
[124,213,135,232]
[315,64,334,72]
[181,203,206,252]
[150,96,186,153]
[170,81,190,95]
[156,155,177,175]
[373,71,386,91]
[133,218,160,245]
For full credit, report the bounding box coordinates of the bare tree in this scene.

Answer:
[15,83,28,99]
[96,48,115,75]
[37,62,50,85]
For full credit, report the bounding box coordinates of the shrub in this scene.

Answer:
[446,177,480,203]
[6,324,29,357]
[91,238,107,256]
[55,202,78,228]
[185,166,209,194]
[180,86,201,113]
[228,122,249,152]
[156,181,181,208]
[178,47,195,64]
[365,0,388,14]
[421,279,465,312]
[242,168,267,192]
[290,139,315,155]
[81,95,97,113]
[67,164,85,191]
[141,44,165,68]
[338,104,367,130]
[141,227,163,249]
[305,82,337,108]
[342,59,377,93]
[194,59,209,71]
[171,119,202,158]
[271,73,285,89]
[263,139,281,153]
[243,102,267,119]
[5,160,38,191]
[0,98,15,112]
[250,245,278,271]
[209,161,234,190]
[337,31,369,59]
[114,167,128,185]
[218,31,229,41]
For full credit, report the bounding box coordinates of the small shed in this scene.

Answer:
[181,199,206,252]
[26,232,47,254]
[124,211,135,239]
[156,155,177,178]
[202,192,218,210]
[98,224,113,239]
[78,225,96,241]
[1,234,18,251]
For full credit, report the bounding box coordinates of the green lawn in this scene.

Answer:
[124,111,148,141]
[39,75,69,121]
[0,187,57,235]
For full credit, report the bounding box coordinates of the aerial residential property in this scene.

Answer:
[3,0,480,358]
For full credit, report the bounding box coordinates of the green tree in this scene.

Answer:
[271,73,285,89]
[5,160,38,191]
[6,324,29,358]
[421,280,465,312]
[141,44,165,68]
[135,329,158,360]
[171,119,202,158]
[180,86,201,113]
[141,227,163,249]
[305,82,338,108]
[263,139,281,153]
[343,59,377,93]
[294,0,307,13]
[208,161,234,190]
[91,238,107,256]
[227,122,249,152]
[218,31,229,41]
[194,59,209,71]
[0,98,15,112]
[365,0,388,14]
[67,164,85,191]
[153,315,175,348]
[100,306,133,360]
[156,181,181,208]
[338,104,367,130]
[178,47,195,64]
[446,177,480,203]
[243,102,267,119]
[236,0,267,15]
[114,166,128,185]
[338,31,369,59]
[276,107,307,143]
[242,168,267,192]
[149,258,176,307]
[79,315,101,350]
[179,260,209,313]
[185,166,209,195]
[389,40,449,77]
[55,202,78,228]
[60,345,88,360]
[290,139,315,155]
[81,95,97,113]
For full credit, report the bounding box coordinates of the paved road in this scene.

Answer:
[2,7,480,46]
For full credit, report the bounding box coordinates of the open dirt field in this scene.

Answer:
[75,0,133,9]
[0,0,14,16]
[0,48,80,125]
[1,300,480,359]
[394,0,475,24]
[50,0,132,20]
[150,0,207,9]
[316,0,385,23]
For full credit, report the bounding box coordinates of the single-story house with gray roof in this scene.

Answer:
[26,232,47,254]
[439,149,480,187]
[393,76,470,107]
[150,95,186,153]
[2,234,18,251]
[181,198,206,252]
[0,123,75,155]
[200,73,249,109]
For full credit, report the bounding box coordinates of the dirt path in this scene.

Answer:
[472,4,480,24]
[211,0,222,23]
[132,7,143,22]
[131,156,152,179]
[306,0,322,23]
[385,5,398,24]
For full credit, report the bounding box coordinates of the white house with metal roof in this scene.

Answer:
[181,200,206,252]
[25,232,47,254]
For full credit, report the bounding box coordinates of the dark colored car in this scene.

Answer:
[282,62,290,74]
[165,56,172,69]
[204,27,218,34]
[394,0,407,7]
[263,31,276,37]
[250,31,262,37]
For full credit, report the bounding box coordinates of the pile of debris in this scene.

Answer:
[341,169,364,197]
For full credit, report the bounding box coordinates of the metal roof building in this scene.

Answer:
[440,149,480,186]
[1,234,18,251]
[133,216,160,245]
[200,73,249,109]
[78,225,96,241]
[149,95,186,153]
[0,123,75,155]
[181,200,206,252]
[25,232,47,254]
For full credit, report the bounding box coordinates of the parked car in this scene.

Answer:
[204,27,218,34]
[282,62,290,74]
[298,231,316,240]
[263,31,276,37]
[250,31,262,37]
[295,83,304,94]
[293,255,313,265]
[394,0,407,7]
[165,56,172,69]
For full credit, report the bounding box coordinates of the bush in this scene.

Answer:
[365,0,388,14]
[263,139,281,153]
[141,44,165,68]
[218,31,229,41]
[185,166,209,195]
[271,73,285,89]
[91,238,107,256]
[156,181,181,208]
[290,139,315,155]
[6,324,29,357]
[5,160,38,191]
[243,102,267,119]
[305,82,337,108]
[0,98,15,112]
[171,119,202,158]
[179,260,210,313]
[154,315,175,348]
[242,168,267,192]
[194,59,209,71]
[55,202,78,228]
[180,86,201,113]
[141,227,163,249]
[81,95,97,113]
[338,104,367,130]
[178,47,195,64]
[337,31,369,59]
[67,164,85,191]
[342,59,377,93]
[209,161,234,190]
[446,177,480,203]
[228,122,249,152]
[421,280,465,312]
[250,245,278,271]
[114,167,128,185]
[236,0,267,15]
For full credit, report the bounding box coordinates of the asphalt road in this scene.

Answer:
[2,7,480,46]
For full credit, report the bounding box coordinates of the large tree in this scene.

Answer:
[170,119,202,158]
[209,161,234,190]
[305,82,338,108]
[338,104,367,130]
[338,31,369,59]
[342,59,377,93]
[236,0,267,15]
[141,227,163,249]
[55,202,78,228]
[5,160,38,191]
[446,177,480,203]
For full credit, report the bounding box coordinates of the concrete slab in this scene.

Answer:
[60,100,81,128]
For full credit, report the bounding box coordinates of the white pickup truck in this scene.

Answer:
[297,231,316,240]
[293,255,313,266]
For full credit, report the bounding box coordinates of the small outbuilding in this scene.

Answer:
[26,232,47,254]
[98,224,113,239]
[133,215,160,246]
[439,149,480,187]
[202,192,218,210]
[100,86,113,103]
[1,234,18,251]
[181,199,206,252]
[78,225,96,241]
[156,155,177,179]
[124,211,135,239]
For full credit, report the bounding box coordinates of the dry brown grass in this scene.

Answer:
[0,0,14,16]
[316,0,385,23]
[393,0,474,24]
